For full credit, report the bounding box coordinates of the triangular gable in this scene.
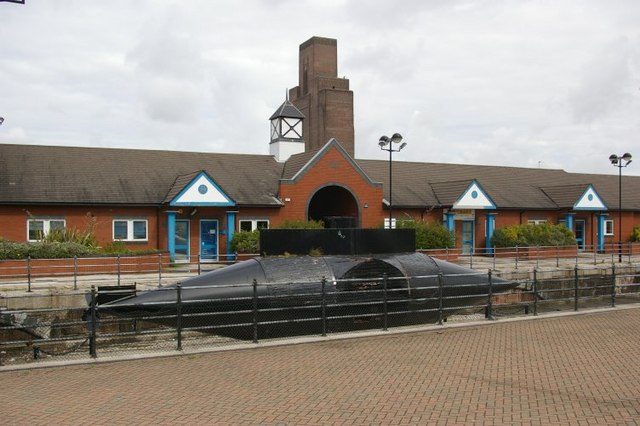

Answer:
[281,138,381,187]
[573,184,606,210]
[452,179,496,210]
[169,171,235,207]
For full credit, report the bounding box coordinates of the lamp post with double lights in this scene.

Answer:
[609,152,632,263]
[378,133,407,229]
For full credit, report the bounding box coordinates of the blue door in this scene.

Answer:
[461,220,474,254]
[575,220,585,251]
[200,220,218,261]
[174,220,190,263]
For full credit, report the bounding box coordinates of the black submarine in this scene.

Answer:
[103,229,515,339]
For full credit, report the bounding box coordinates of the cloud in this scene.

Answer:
[0,0,639,175]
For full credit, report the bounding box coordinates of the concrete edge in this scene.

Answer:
[2,302,639,373]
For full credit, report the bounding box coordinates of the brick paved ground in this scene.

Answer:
[2,309,640,425]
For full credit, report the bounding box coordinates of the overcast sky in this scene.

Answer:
[0,0,638,175]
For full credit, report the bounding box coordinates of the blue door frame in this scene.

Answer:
[174,220,190,262]
[200,219,219,262]
[575,219,586,250]
[461,220,475,254]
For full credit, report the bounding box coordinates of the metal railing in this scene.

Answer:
[0,253,257,291]
[419,242,640,270]
[1,266,639,366]
[1,243,639,291]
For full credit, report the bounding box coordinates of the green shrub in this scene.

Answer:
[0,240,100,260]
[277,219,325,229]
[231,230,260,254]
[395,220,454,249]
[491,223,576,247]
[101,241,160,256]
[631,226,640,243]
[42,227,98,248]
[0,239,159,260]
[0,240,29,260]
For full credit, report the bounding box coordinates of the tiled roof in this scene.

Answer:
[0,144,283,206]
[357,159,640,210]
[538,184,590,209]
[429,180,473,206]
[2,143,640,210]
[162,171,203,204]
[269,100,305,120]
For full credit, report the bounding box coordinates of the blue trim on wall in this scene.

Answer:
[597,214,607,252]
[485,213,496,254]
[226,211,236,261]
[170,171,236,207]
[564,213,575,232]
[167,212,176,261]
[445,212,455,232]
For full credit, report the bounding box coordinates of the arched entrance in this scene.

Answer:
[308,185,359,228]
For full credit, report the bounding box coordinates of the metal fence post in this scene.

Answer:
[197,257,201,276]
[321,277,327,337]
[556,245,560,268]
[89,285,97,358]
[437,273,444,325]
[533,268,538,316]
[628,242,632,264]
[158,253,163,288]
[492,248,496,270]
[27,256,32,292]
[611,264,616,308]
[487,269,494,320]
[117,254,121,286]
[573,266,579,312]
[382,273,388,331]
[515,245,519,270]
[593,245,597,265]
[535,246,539,269]
[469,250,473,269]
[73,256,78,290]
[176,284,183,351]
[252,278,258,344]
[575,245,579,267]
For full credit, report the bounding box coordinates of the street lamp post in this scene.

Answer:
[378,133,407,229]
[609,153,632,263]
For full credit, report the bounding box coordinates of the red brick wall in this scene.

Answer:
[278,146,384,228]
[0,205,160,250]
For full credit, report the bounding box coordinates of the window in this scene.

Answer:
[113,219,148,241]
[528,219,547,225]
[27,219,65,241]
[239,219,269,232]
[604,220,614,236]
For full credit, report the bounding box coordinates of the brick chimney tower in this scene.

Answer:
[289,37,355,156]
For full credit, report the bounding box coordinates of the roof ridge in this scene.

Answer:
[0,142,278,159]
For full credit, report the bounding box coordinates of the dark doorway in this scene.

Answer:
[308,185,359,228]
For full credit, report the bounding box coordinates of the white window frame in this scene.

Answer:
[604,220,614,236]
[239,219,269,232]
[112,219,148,242]
[27,219,66,242]
[527,219,548,225]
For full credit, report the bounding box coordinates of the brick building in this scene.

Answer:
[1,36,639,261]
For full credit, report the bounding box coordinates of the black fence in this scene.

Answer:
[259,228,416,256]
[1,265,639,367]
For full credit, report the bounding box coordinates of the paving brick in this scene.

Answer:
[2,309,640,424]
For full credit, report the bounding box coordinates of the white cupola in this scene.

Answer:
[269,94,305,162]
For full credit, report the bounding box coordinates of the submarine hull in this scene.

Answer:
[105,253,515,339]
